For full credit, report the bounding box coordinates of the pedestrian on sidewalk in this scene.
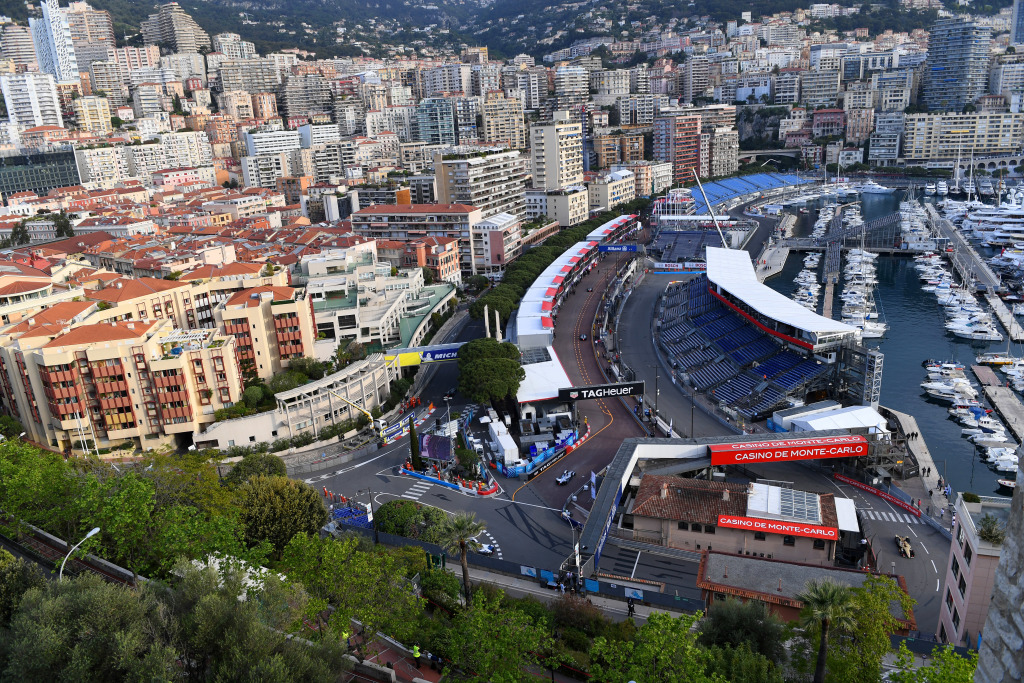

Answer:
[940,508,945,520]
[412,644,421,668]
[627,597,635,617]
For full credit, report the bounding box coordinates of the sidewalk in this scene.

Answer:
[465,566,692,624]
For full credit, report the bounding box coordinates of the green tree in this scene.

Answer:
[239,475,327,559]
[1,574,179,680]
[698,596,786,664]
[704,643,784,683]
[977,513,1006,544]
[289,356,327,381]
[457,338,525,404]
[422,266,434,284]
[279,532,423,645]
[0,415,21,439]
[79,472,155,582]
[155,559,349,681]
[590,612,720,682]
[224,452,286,486]
[0,549,46,629]
[443,590,554,683]
[438,511,486,601]
[795,578,856,683]
[822,575,915,683]
[243,384,264,408]
[51,211,74,238]
[10,220,29,245]
[890,642,978,683]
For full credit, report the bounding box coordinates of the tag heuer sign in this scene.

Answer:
[558,381,644,401]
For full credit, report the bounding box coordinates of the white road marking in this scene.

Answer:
[907,526,918,538]
[931,559,938,573]
[936,579,940,592]
[919,541,929,555]
[631,550,642,579]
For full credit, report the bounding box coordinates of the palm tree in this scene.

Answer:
[439,511,486,601]
[796,578,855,683]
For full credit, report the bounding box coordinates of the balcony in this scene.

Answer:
[49,399,85,417]
[276,330,302,343]
[280,343,304,356]
[274,316,300,329]
[159,390,189,403]
[41,368,78,384]
[92,363,124,379]
[44,385,80,401]
[160,406,192,420]
[153,374,185,389]
[96,380,128,393]
[99,395,132,410]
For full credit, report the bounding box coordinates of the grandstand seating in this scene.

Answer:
[332,506,373,529]
[690,173,812,213]
[711,372,760,405]
[728,337,777,366]
[692,361,738,390]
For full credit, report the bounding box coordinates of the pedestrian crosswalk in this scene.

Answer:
[861,509,921,525]
[401,482,432,500]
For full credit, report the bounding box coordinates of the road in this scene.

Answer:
[511,250,649,510]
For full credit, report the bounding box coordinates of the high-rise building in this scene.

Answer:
[529,110,584,192]
[902,112,1023,161]
[30,0,81,83]
[1013,0,1024,45]
[654,114,702,185]
[416,97,457,146]
[554,66,588,110]
[0,151,80,201]
[278,73,334,120]
[71,94,110,132]
[251,91,278,120]
[922,19,991,112]
[88,60,125,106]
[481,91,526,149]
[434,148,528,220]
[0,25,39,71]
[1,73,64,130]
[422,64,471,96]
[212,32,256,60]
[140,2,211,54]
[64,1,114,67]
[218,59,281,95]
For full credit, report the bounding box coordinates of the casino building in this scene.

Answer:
[628,475,855,567]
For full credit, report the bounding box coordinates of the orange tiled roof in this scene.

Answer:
[43,320,156,348]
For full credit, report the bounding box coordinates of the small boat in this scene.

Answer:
[925,182,937,196]
[977,352,1020,366]
[937,181,949,196]
[997,478,1017,490]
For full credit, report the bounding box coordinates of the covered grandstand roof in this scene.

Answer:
[691,173,811,213]
[706,247,855,337]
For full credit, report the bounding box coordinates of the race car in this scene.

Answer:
[556,470,576,485]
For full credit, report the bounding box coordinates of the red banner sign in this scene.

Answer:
[833,473,921,517]
[709,435,868,466]
[717,514,840,541]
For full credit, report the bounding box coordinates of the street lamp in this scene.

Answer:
[357,488,379,545]
[59,527,100,581]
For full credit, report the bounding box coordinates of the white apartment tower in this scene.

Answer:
[0,73,64,130]
[30,0,81,83]
[530,110,584,192]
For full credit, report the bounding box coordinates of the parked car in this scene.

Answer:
[556,470,576,485]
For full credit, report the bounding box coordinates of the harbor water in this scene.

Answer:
[766,192,1012,499]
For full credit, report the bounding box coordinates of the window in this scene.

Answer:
[958,575,967,598]
[754,531,766,541]
[249,435,255,442]
[813,539,826,550]
[952,607,960,631]
[957,524,965,547]
[705,526,715,535]
[939,624,948,644]
[677,521,688,530]
[946,589,954,613]
[783,536,796,546]
[951,556,960,581]
[964,543,973,567]
[691,523,702,533]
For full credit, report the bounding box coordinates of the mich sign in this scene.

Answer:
[558,381,644,402]
[708,435,868,466]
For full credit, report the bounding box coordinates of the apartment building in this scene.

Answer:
[611,161,673,197]
[1,73,64,130]
[140,2,211,53]
[654,114,702,185]
[923,19,992,113]
[71,95,110,133]
[214,285,316,382]
[530,110,584,191]
[903,112,1024,161]
[525,186,589,227]
[938,493,1010,647]
[481,92,526,149]
[800,70,841,107]
[434,147,527,220]
[594,133,645,169]
[0,316,241,452]
[587,169,636,212]
[472,212,522,275]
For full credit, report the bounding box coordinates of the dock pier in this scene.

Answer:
[985,294,1024,342]
[981,386,1024,444]
[923,204,1001,292]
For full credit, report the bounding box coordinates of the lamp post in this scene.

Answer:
[59,527,100,581]
[358,489,379,545]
